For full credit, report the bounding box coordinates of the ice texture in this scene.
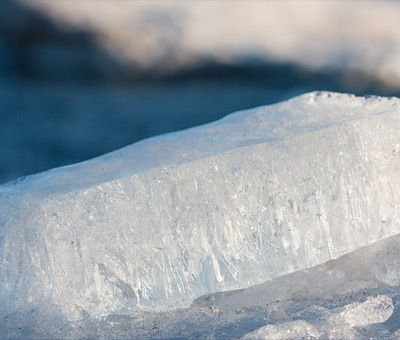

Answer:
[240,294,395,340]
[191,234,400,340]
[1,92,400,327]
[7,233,396,339]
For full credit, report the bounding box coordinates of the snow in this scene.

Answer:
[1,92,400,338]
[20,0,400,87]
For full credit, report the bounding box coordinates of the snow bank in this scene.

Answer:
[1,92,400,336]
[20,1,400,86]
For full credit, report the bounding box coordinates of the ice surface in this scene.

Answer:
[1,92,400,338]
[4,230,400,339]
[193,233,400,311]
[240,293,395,340]
[192,233,400,339]
[239,293,397,340]
[241,320,321,340]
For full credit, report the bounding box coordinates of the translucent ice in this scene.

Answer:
[330,295,394,327]
[241,320,321,340]
[1,92,400,325]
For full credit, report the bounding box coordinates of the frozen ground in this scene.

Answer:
[1,92,400,339]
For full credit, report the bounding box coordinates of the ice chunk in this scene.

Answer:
[1,92,400,322]
[241,320,320,340]
[329,295,394,327]
[193,233,400,311]
[193,234,400,340]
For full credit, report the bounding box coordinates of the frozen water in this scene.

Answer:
[4,231,400,339]
[193,233,400,311]
[240,293,396,340]
[1,92,400,338]
[241,320,321,340]
[192,233,400,339]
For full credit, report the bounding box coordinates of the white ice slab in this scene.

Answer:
[1,92,400,320]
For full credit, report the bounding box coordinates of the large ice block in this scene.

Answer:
[1,92,400,319]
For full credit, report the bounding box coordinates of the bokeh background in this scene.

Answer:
[1,0,400,184]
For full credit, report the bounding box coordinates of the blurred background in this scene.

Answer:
[1,0,400,184]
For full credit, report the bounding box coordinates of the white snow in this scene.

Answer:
[1,92,400,339]
[20,0,400,87]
